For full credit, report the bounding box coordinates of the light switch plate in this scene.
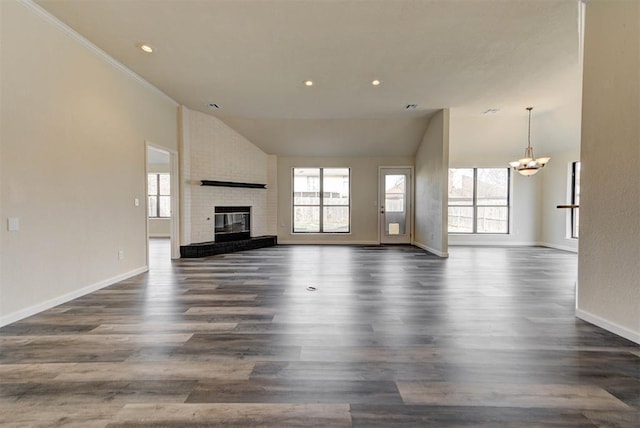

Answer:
[134,198,140,207]
[8,217,19,232]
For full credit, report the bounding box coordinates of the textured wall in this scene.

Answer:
[414,109,450,256]
[577,0,640,341]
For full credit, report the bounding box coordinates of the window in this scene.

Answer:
[571,161,581,238]
[448,168,510,234]
[293,168,350,233]
[148,173,171,218]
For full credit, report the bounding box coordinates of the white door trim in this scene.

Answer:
[378,166,414,245]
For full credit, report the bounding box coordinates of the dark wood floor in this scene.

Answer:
[1,240,638,427]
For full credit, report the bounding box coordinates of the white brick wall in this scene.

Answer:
[182,108,271,244]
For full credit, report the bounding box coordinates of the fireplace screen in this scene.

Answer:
[214,206,251,242]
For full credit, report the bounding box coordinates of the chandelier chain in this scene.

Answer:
[527,107,533,149]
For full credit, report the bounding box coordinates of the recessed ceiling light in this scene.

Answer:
[140,44,153,53]
[304,80,314,86]
[405,104,418,110]
[371,79,381,86]
[207,103,220,109]
[483,108,500,115]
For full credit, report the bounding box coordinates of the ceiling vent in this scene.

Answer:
[207,103,220,109]
[405,104,418,110]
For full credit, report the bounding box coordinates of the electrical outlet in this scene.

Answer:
[118,250,124,260]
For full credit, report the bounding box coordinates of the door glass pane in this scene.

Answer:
[293,168,320,205]
[148,174,157,196]
[384,174,406,235]
[293,206,319,232]
[477,207,508,233]
[323,206,349,232]
[477,168,508,205]
[323,168,349,205]
[385,175,405,212]
[448,207,473,233]
[159,174,170,195]
[448,169,474,205]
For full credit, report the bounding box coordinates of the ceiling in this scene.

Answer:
[36,0,581,157]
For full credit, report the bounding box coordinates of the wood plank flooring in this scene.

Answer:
[1,241,638,427]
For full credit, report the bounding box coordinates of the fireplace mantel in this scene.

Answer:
[201,180,266,189]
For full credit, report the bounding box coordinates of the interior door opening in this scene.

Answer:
[146,144,179,268]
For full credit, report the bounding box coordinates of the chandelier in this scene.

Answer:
[509,107,550,176]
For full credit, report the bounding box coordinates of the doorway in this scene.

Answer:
[379,167,413,244]
[146,144,179,268]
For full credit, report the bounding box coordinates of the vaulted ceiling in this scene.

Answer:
[36,0,581,157]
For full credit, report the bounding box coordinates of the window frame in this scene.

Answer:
[448,167,511,234]
[147,173,171,219]
[292,167,351,234]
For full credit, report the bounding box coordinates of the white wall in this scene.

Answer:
[179,107,272,244]
[0,1,178,324]
[449,112,543,246]
[577,0,640,343]
[448,100,583,248]
[414,109,449,257]
[277,156,414,244]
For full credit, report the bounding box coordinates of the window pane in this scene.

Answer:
[477,168,508,205]
[477,207,508,233]
[323,206,349,232]
[323,168,349,205]
[293,206,320,232]
[148,174,157,196]
[293,168,320,205]
[448,207,473,233]
[448,169,474,205]
[159,196,171,217]
[159,174,170,195]
[148,196,158,217]
[385,175,405,212]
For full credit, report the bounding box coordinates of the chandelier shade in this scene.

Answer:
[510,107,550,176]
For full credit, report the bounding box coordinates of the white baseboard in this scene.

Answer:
[448,240,538,247]
[277,240,379,245]
[413,241,449,258]
[576,308,640,344]
[0,266,148,328]
[538,241,578,253]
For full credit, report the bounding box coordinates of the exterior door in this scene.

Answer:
[379,167,412,244]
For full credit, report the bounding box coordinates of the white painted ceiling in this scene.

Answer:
[36,0,581,157]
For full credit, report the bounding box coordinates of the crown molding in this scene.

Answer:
[17,0,178,107]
